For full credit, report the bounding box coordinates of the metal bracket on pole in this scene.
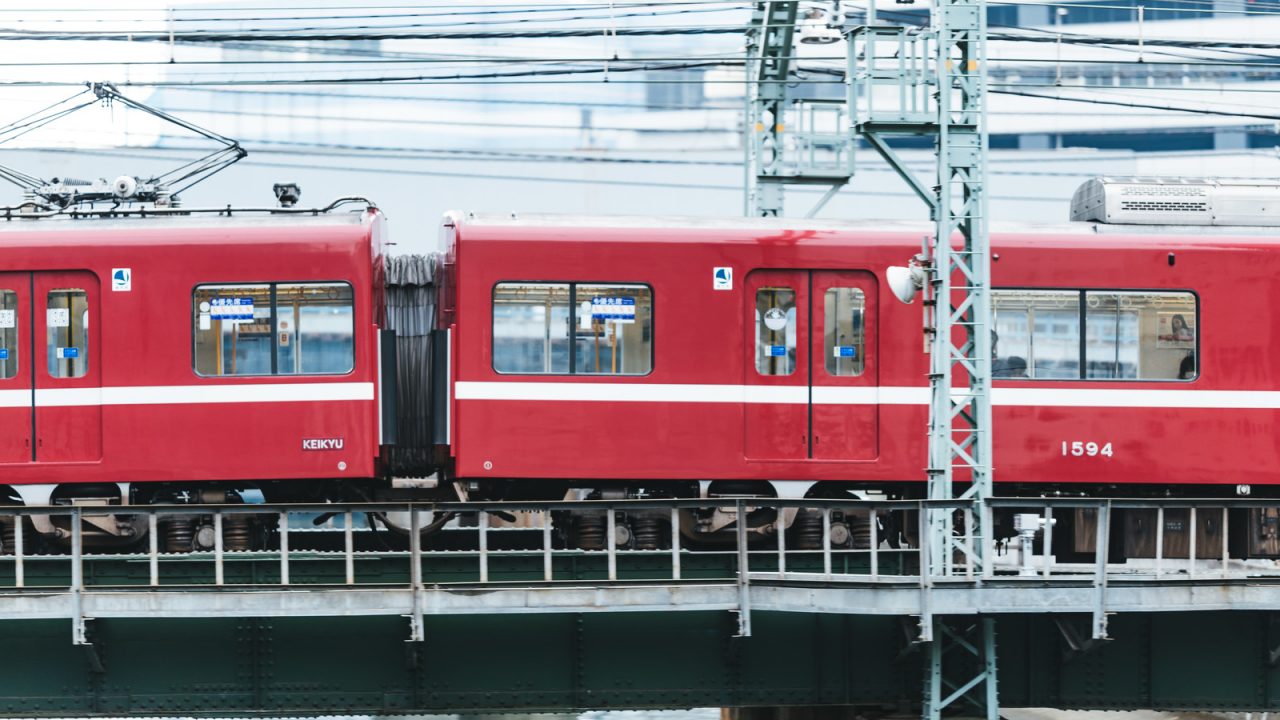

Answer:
[862,132,938,214]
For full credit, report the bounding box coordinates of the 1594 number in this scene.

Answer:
[1061,441,1113,457]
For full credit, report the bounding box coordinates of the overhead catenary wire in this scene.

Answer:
[13,145,1067,202]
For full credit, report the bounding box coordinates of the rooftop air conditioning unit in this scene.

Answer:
[1070,177,1280,226]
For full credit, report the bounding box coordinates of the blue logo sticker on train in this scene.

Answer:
[0,349,8,360]
[834,346,857,358]
[57,347,78,359]
[768,345,787,357]
[209,297,255,321]
[590,296,636,323]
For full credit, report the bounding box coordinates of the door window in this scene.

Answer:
[755,287,797,376]
[46,288,88,379]
[823,288,865,377]
[0,290,16,380]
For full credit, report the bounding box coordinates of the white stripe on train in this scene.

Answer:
[8,380,1279,411]
[455,381,1280,410]
[0,382,375,408]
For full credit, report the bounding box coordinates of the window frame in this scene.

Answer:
[191,280,356,379]
[491,280,655,377]
[993,287,1199,383]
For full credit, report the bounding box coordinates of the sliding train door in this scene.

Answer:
[744,269,878,462]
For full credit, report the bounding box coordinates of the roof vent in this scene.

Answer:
[1071,177,1280,226]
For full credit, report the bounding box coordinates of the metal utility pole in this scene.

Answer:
[743,0,996,713]
[744,1,854,217]
[927,0,994,586]
[745,1,798,216]
[848,0,997,715]
[851,0,993,577]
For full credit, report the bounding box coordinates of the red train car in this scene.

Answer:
[439,210,1272,547]
[0,208,390,546]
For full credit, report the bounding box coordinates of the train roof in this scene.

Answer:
[451,212,1280,242]
[0,209,371,235]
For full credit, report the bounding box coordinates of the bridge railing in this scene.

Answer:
[2,496,1280,643]
[1,496,1278,590]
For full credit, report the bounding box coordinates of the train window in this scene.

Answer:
[492,282,653,375]
[0,291,15,380]
[493,283,572,374]
[574,285,653,375]
[1085,291,1196,380]
[276,284,355,374]
[994,289,1197,381]
[823,288,865,377]
[992,290,1081,379]
[194,284,273,376]
[755,287,797,376]
[193,282,354,377]
[46,289,88,379]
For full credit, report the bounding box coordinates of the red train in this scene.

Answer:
[0,206,389,547]
[1,182,1276,557]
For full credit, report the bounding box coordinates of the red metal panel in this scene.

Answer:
[810,270,879,462]
[0,272,32,465]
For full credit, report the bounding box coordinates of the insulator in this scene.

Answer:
[632,514,664,550]
[792,509,824,550]
[575,512,606,550]
[163,517,196,554]
[223,514,253,552]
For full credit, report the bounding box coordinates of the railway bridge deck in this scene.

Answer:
[3,497,1279,717]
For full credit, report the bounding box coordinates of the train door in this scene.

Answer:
[744,270,879,462]
[744,270,809,460]
[0,273,32,464]
[34,271,102,463]
[810,271,878,461]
